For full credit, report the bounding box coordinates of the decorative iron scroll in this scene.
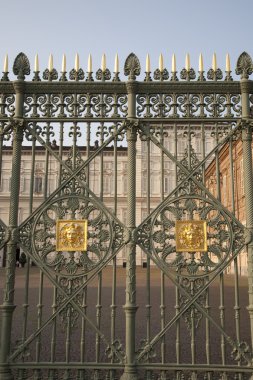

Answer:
[0,94,15,119]
[137,195,245,277]
[24,93,128,118]
[20,194,124,276]
[136,93,241,118]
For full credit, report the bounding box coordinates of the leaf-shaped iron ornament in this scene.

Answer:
[124,53,141,80]
[235,51,253,79]
[13,52,30,80]
[207,68,223,81]
[180,68,196,81]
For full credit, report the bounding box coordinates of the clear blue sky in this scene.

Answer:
[2,0,253,80]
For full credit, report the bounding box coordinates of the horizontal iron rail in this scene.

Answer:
[8,363,253,373]
[0,80,249,94]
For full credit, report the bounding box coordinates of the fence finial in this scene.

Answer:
[159,54,164,72]
[62,54,66,72]
[212,53,217,71]
[13,52,30,80]
[199,53,203,72]
[88,54,92,73]
[172,54,176,73]
[75,53,79,71]
[48,54,53,72]
[236,51,253,79]
[124,53,141,80]
[114,53,119,73]
[146,54,150,73]
[3,54,8,73]
[185,53,190,71]
[34,54,39,72]
[101,54,106,72]
[226,54,231,72]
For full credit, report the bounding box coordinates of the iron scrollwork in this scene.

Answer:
[136,93,241,118]
[24,93,128,118]
[137,195,245,278]
[178,277,207,332]
[29,195,112,276]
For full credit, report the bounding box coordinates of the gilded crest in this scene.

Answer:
[176,220,207,252]
[56,220,88,251]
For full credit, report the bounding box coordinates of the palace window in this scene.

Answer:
[34,176,43,193]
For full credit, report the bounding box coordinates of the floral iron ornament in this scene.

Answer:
[56,220,88,252]
[137,195,245,277]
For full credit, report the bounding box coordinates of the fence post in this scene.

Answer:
[0,57,27,380]
[120,54,139,380]
[238,53,253,354]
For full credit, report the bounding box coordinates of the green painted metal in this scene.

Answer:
[0,51,252,379]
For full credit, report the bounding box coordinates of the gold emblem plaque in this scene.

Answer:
[176,220,207,252]
[56,220,88,252]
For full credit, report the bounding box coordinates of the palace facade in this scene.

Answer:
[0,126,248,274]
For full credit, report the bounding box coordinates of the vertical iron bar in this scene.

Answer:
[160,125,166,379]
[215,124,221,201]
[174,124,178,190]
[86,122,90,190]
[201,123,205,185]
[120,81,138,380]
[205,278,210,366]
[201,124,211,371]
[63,283,72,380]
[96,272,102,363]
[174,124,180,366]
[240,78,253,351]
[58,122,64,188]
[78,122,90,380]
[48,280,57,380]
[0,123,3,188]
[229,136,235,215]
[146,137,151,342]
[80,121,91,363]
[229,133,242,369]
[34,271,44,379]
[110,125,118,375]
[78,275,87,380]
[99,123,104,201]
[234,257,241,343]
[145,136,151,379]
[175,280,180,365]
[113,123,118,216]
[43,122,50,200]
[190,281,195,365]
[220,273,226,365]
[214,123,226,365]
[94,122,104,369]
[21,127,36,348]
[160,125,164,201]
[0,81,24,380]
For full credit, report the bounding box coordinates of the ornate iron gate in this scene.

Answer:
[0,51,253,380]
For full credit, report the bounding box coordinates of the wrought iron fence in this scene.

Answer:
[0,51,253,380]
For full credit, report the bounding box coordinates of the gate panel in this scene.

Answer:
[9,119,131,379]
[135,120,251,378]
